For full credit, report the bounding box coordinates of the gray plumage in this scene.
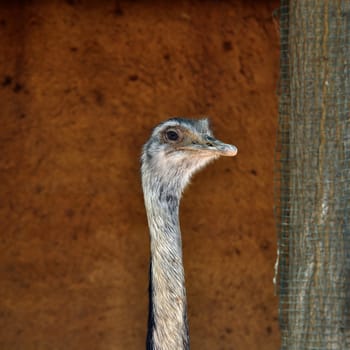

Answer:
[141,118,237,350]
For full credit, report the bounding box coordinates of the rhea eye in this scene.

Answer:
[166,130,179,141]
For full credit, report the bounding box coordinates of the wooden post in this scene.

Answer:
[277,1,350,348]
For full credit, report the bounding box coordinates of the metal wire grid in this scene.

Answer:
[275,1,350,349]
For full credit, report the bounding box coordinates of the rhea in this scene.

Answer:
[141,118,237,350]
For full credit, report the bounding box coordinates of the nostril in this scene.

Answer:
[192,141,198,145]
[206,142,213,147]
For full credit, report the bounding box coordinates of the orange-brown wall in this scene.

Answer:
[0,1,280,349]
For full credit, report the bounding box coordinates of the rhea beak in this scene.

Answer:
[205,138,238,157]
[180,137,238,157]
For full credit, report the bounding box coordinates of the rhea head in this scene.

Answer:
[141,118,237,194]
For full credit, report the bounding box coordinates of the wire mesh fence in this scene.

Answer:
[275,1,350,349]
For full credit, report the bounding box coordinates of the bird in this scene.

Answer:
[141,117,237,350]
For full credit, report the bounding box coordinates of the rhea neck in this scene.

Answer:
[142,164,191,350]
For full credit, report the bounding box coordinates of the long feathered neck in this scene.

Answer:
[142,171,190,350]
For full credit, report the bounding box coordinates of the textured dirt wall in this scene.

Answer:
[0,1,280,349]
